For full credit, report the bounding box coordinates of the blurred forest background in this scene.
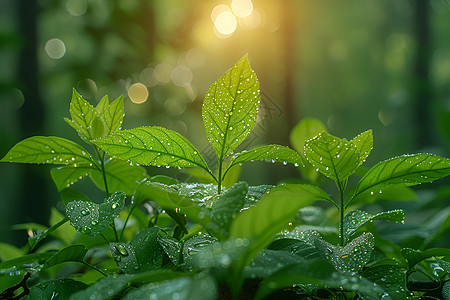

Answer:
[0,0,449,246]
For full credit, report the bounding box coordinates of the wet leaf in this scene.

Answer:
[341,209,405,242]
[244,249,300,278]
[0,243,24,261]
[0,253,54,272]
[130,227,163,272]
[123,272,217,300]
[28,278,87,300]
[65,191,125,236]
[60,188,89,207]
[69,274,134,300]
[191,239,249,271]
[110,243,139,274]
[182,234,217,269]
[228,145,303,171]
[268,238,319,259]
[351,129,373,167]
[290,117,327,180]
[360,265,407,300]
[64,89,104,143]
[202,54,260,162]
[89,159,148,195]
[93,126,211,172]
[42,245,88,270]
[254,259,383,300]
[210,182,248,237]
[0,136,95,166]
[443,281,450,300]
[51,165,94,191]
[437,259,450,274]
[352,154,450,203]
[304,132,360,183]
[95,94,124,136]
[315,232,375,274]
[158,234,182,265]
[401,248,450,269]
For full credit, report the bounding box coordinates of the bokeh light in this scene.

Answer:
[45,38,66,59]
[214,12,237,36]
[66,0,87,16]
[154,63,173,84]
[231,0,253,18]
[128,83,149,104]
[171,65,193,87]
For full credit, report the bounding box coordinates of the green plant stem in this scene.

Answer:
[120,206,135,240]
[99,233,109,244]
[80,260,108,277]
[110,223,119,242]
[337,181,345,246]
[218,160,223,194]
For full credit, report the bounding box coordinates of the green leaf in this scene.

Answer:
[0,253,54,272]
[315,232,375,274]
[443,281,450,300]
[401,248,450,269]
[304,132,360,183]
[437,259,450,274]
[244,249,301,278]
[210,182,248,238]
[51,165,94,191]
[42,245,88,270]
[132,180,212,226]
[0,136,95,166]
[0,243,24,261]
[158,234,182,265]
[89,159,148,195]
[93,126,211,173]
[360,265,407,300]
[28,217,69,250]
[351,129,373,167]
[123,272,217,300]
[268,238,319,259]
[254,259,383,300]
[289,117,327,180]
[60,188,90,207]
[64,89,103,142]
[228,145,303,171]
[352,154,450,202]
[95,94,124,136]
[182,234,217,269]
[131,227,164,272]
[66,191,125,236]
[69,274,134,300]
[341,209,405,243]
[191,239,249,270]
[202,54,261,162]
[28,278,87,300]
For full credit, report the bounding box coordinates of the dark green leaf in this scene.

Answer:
[360,265,407,300]
[268,238,319,259]
[89,159,148,195]
[304,132,360,183]
[123,272,217,300]
[0,136,95,166]
[244,249,301,278]
[443,281,450,300]
[110,242,140,273]
[352,154,450,202]
[210,182,248,237]
[182,234,216,269]
[228,145,303,170]
[60,188,90,207]
[351,129,373,167]
[202,54,260,162]
[437,259,450,274]
[315,232,375,274]
[130,227,164,272]
[341,209,405,242]
[254,259,383,300]
[0,253,54,272]
[66,191,125,236]
[289,117,327,180]
[69,274,134,300]
[401,248,450,269]
[51,165,94,191]
[158,234,182,265]
[191,239,249,270]
[0,243,23,261]
[93,126,211,172]
[27,278,87,300]
[42,245,88,270]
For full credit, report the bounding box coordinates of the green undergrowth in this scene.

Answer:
[1,55,450,299]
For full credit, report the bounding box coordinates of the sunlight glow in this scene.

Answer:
[231,0,253,18]
[128,83,148,104]
[214,12,237,36]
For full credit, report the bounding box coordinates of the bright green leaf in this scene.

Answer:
[42,245,88,270]
[341,209,405,242]
[93,126,211,173]
[51,165,94,191]
[66,192,125,236]
[95,94,124,136]
[351,129,373,167]
[202,54,261,162]
[290,117,327,180]
[352,154,450,203]
[304,132,360,183]
[89,159,148,195]
[64,89,102,142]
[0,136,95,167]
[228,145,303,172]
